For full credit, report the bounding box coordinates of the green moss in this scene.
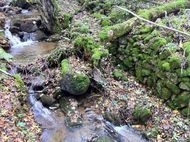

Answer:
[74,35,97,51]
[138,0,189,20]
[63,13,72,29]
[61,59,70,74]
[71,73,90,94]
[183,41,190,55]
[100,18,111,27]
[132,105,152,124]
[112,69,127,81]
[161,62,170,71]
[60,59,90,95]
[74,35,107,66]
[179,82,190,91]
[172,92,190,108]
[161,87,171,100]
[91,48,109,66]
[99,27,110,41]
[150,37,167,50]
[79,24,89,33]
[109,8,126,24]
[144,30,161,42]
[181,108,190,117]
[13,74,25,91]
[166,80,180,94]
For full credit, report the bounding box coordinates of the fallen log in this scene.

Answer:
[99,0,190,41]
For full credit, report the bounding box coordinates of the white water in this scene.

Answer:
[4,19,35,48]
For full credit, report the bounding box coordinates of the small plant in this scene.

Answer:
[132,105,152,124]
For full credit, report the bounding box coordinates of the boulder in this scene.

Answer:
[40,94,55,107]
[60,59,90,95]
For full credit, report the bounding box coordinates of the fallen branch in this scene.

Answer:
[117,6,190,37]
[99,0,190,41]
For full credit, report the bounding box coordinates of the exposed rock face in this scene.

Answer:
[11,0,62,34]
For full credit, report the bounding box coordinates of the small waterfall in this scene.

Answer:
[4,19,34,48]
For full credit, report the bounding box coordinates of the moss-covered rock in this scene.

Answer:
[60,59,90,95]
[181,108,190,117]
[132,105,152,124]
[172,92,190,109]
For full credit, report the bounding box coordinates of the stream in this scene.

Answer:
[3,1,149,142]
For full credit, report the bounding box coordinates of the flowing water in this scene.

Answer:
[3,2,149,142]
[4,9,57,64]
[29,89,148,142]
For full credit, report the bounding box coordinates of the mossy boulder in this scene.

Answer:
[132,105,152,124]
[60,59,90,95]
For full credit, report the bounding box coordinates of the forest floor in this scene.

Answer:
[0,62,41,142]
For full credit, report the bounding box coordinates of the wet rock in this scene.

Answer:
[0,0,7,7]
[40,94,55,107]
[32,30,48,41]
[0,34,10,50]
[11,0,33,9]
[20,20,38,33]
[59,97,82,127]
[31,76,46,91]
[10,16,41,34]
[60,59,90,95]
[0,12,5,27]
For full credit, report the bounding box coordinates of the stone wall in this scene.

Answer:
[111,24,190,116]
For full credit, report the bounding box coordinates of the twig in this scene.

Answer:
[0,69,13,77]
[117,6,190,37]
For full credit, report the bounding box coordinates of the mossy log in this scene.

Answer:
[99,0,190,41]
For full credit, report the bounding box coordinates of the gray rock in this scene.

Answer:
[32,76,46,91]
